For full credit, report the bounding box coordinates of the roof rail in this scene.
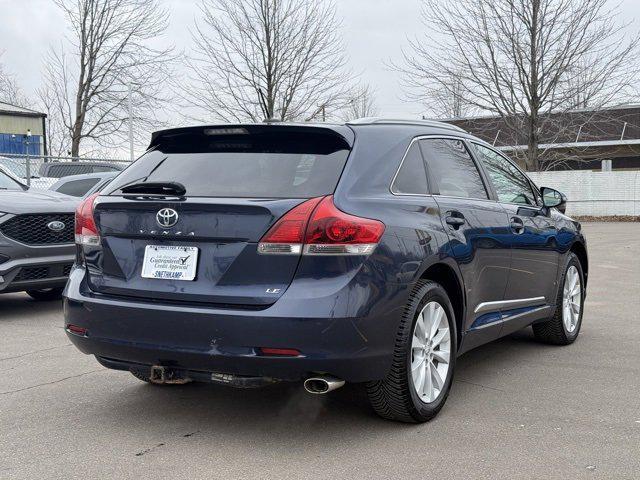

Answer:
[347,117,467,133]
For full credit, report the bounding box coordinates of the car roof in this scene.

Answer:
[52,171,119,182]
[42,161,121,168]
[149,118,470,150]
[346,117,466,133]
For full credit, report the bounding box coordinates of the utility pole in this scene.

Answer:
[24,129,32,187]
[128,82,134,162]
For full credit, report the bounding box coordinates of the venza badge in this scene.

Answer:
[156,208,179,228]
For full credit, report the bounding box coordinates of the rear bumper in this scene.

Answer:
[63,267,407,383]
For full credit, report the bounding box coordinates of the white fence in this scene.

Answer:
[528,170,640,217]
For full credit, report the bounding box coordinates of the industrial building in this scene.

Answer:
[444,104,640,171]
[0,101,47,156]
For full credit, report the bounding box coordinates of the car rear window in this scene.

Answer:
[55,178,101,197]
[105,129,351,198]
[46,164,94,178]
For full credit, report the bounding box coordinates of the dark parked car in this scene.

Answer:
[64,120,587,422]
[49,172,118,198]
[0,168,78,300]
[38,161,122,179]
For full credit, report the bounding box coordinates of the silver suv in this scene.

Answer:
[0,168,77,300]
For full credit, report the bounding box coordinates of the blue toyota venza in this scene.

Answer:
[64,119,588,422]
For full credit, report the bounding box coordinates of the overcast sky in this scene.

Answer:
[1,0,640,153]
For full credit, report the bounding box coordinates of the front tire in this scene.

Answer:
[367,281,456,423]
[533,252,585,345]
[26,287,64,301]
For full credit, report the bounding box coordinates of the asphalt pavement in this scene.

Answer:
[1,222,639,479]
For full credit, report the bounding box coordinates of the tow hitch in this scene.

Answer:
[148,365,191,385]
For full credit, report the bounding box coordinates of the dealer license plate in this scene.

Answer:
[141,245,199,281]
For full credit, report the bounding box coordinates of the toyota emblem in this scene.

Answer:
[156,208,179,228]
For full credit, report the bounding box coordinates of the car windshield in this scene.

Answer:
[0,169,25,190]
[0,158,28,178]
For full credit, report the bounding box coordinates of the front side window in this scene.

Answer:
[391,142,428,195]
[420,138,488,199]
[473,144,537,206]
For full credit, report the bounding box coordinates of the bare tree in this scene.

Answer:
[425,71,477,119]
[41,0,174,157]
[341,84,378,121]
[183,0,354,123]
[396,0,640,171]
[38,85,71,157]
[0,52,28,108]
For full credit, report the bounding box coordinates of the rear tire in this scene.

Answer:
[533,252,585,345]
[26,287,64,301]
[367,280,457,423]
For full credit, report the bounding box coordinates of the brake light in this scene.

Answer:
[74,192,100,246]
[258,196,384,256]
[257,197,323,254]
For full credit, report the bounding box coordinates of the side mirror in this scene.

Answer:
[540,187,567,214]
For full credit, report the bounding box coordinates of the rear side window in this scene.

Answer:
[92,165,120,172]
[55,178,100,197]
[420,138,488,199]
[46,164,93,178]
[391,142,428,195]
[105,130,350,198]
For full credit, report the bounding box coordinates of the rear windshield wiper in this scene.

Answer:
[120,181,186,196]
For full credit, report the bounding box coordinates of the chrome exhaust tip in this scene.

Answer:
[303,376,345,394]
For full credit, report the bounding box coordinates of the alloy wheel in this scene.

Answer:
[562,265,582,333]
[411,301,451,403]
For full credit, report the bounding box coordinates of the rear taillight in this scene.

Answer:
[75,192,100,246]
[258,196,385,256]
[257,197,323,254]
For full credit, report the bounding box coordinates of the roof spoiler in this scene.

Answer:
[149,124,355,151]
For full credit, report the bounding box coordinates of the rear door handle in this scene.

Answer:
[510,216,525,234]
[445,213,466,229]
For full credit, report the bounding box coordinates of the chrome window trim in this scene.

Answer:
[389,134,492,200]
[431,194,499,204]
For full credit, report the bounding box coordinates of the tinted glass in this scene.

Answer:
[392,142,428,194]
[420,139,487,199]
[473,144,537,206]
[56,178,101,197]
[105,131,350,198]
[86,178,113,197]
[47,164,93,178]
[92,165,120,172]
